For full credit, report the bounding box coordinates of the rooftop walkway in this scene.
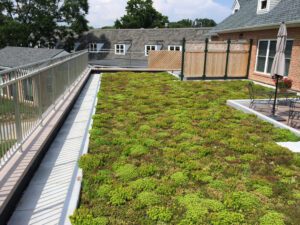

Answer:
[8,74,101,225]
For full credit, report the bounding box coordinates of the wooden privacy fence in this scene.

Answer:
[148,51,182,70]
[148,39,253,80]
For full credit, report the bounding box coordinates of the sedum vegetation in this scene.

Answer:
[71,72,300,224]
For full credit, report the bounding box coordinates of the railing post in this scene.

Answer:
[203,38,209,79]
[224,39,231,79]
[180,38,186,81]
[52,68,56,110]
[37,73,43,125]
[13,82,23,152]
[68,60,71,92]
[246,39,254,78]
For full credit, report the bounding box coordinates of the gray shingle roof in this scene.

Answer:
[0,47,68,68]
[212,0,300,34]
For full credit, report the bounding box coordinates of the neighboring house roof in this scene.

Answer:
[78,28,210,53]
[0,47,69,69]
[212,0,300,34]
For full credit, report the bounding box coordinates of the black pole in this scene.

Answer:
[180,38,186,81]
[246,39,253,78]
[272,75,279,116]
[224,39,231,79]
[203,38,209,79]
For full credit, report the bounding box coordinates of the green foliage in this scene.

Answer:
[169,18,217,28]
[178,194,224,213]
[254,185,273,197]
[225,191,260,212]
[0,0,89,49]
[70,209,108,225]
[129,177,157,192]
[115,164,138,181]
[147,206,173,222]
[78,154,107,171]
[129,144,148,156]
[156,183,175,195]
[97,184,112,198]
[75,73,300,224]
[93,169,112,184]
[211,211,245,225]
[274,166,295,177]
[114,0,168,28]
[139,125,151,132]
[259,211,285,225]
[137,191,160,207]
[170,171,189,186]
[293,154,300,167]
[293,190,300,200]
[180,206,208,224]
[241,153,258,161]
[138,164,158,177]
[109,187,134,206]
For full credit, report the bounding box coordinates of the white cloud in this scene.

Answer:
[87,0,231,28]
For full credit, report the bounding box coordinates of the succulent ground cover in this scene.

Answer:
[71,72,300,225]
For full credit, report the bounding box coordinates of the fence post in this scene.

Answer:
[180,38,186,81]
[246,39,254,78]
[203,38,209,79]
[13,82,23,152]
[224,39,231,79]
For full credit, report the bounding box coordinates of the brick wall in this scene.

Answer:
[214,27,300,91]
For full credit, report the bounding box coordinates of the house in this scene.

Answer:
[77,28,211,66]
[211,0,300,90]
[0,47,69,70]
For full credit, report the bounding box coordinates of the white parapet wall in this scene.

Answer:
[227,99,300,137]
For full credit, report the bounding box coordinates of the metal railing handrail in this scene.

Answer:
[0,51,88,168]
[0,50,88,89]
[0,50,87,76]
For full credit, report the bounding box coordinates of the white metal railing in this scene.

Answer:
[0,50,88,168]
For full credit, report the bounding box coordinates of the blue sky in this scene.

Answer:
[87,0,234,28]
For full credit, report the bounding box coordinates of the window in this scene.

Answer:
[257,0,269,13]
[115,44,126,55]
[168,45,182,52]
[261,0,267,9]
[256,40,293,76]
[145,45,158,56]
[89,43,104,53]
[232,0,240,14]
[89,43,97,52]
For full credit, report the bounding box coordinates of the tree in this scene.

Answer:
[168,18,217,28]
[169,19,193,28]
[194,18,217,27]
[0,0,89,51]
[115,0,169,29]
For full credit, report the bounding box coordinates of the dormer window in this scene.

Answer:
[232,0,240,14]
[261,0,267,9]
[257,0,269,14]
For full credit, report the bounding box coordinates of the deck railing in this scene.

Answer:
[0,50,88,167]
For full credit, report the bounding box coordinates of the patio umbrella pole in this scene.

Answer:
[269,22,287,121]
[271,75,279,116]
